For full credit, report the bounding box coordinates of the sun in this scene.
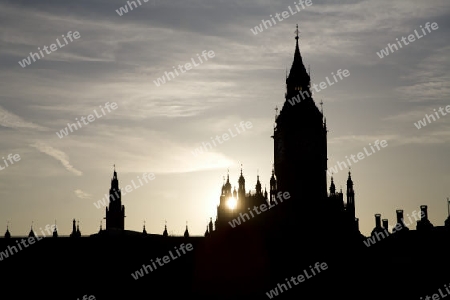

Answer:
[226,197,237,210]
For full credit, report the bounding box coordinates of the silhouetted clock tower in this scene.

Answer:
[273,25,328,204]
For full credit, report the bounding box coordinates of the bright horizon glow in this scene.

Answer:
[226,197,237,210]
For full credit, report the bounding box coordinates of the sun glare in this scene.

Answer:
[226,197,237,210]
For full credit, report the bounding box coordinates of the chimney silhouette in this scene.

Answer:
[396,210,404,224]
[375,214,381,228]
[382,219,389,230]
[420,205,428,220]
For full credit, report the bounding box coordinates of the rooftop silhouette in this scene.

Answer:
[2,26,450,300]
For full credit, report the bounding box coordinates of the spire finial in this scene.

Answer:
[295,24,299,40]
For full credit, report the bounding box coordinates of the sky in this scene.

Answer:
[0,0,449,237]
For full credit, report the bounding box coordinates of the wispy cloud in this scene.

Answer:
[0,105,47,130]
[74,189,92,199]
[30,141,82,176]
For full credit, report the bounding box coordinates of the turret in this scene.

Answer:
[329,176,336,196]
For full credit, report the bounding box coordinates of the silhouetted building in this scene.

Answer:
[3,26,450,300]
[214,169,268,230]
[273,25,327,203]
[105,167,125,230]
[70,219,81,237]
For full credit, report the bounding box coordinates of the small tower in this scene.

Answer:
[28,222,36,238]
[184,222,189,238]
[269,164,277,205]
[264,186,268,200]
[209,217,213,233]
[142,220,147,235]
[255,171,262,195]
[163,221,168,237]
[4,221,10,239]
[76,220,81,237]
[238,165,246,201]
[204,225,209,237]
[70,219,78,237]
[346,171,356,225]
[53,220,58,238]
[106,165,125,230]
[329,176,336,196]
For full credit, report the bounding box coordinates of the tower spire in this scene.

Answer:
[184,221,189,238]
[143,220,147,235]
[4,220,10,238]
[163,220,168,237]
[285,24,311,102]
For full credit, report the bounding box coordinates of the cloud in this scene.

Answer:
[0,105,47,130]
[30,141,82,176]
[74,189,92,199]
